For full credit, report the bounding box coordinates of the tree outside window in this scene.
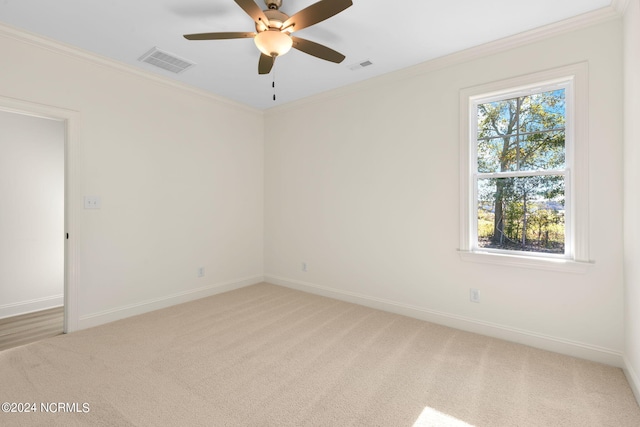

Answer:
[474,87,568,255]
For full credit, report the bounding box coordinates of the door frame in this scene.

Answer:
[0,95,80,333]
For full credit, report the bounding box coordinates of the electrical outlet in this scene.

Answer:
[197,267,205,278]
[301,262,308,272]
[470,288,480,303]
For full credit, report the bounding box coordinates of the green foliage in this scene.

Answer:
[478,205,565,253]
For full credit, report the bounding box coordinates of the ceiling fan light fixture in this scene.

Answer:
[254,29,293,57]
[183,0,353,74]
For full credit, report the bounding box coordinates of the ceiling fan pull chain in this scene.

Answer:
[272,68,276,101]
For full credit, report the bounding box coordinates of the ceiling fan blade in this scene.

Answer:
[292,36,345,63]
[184,31,255,40]
[234,0,269,26]
[258,54,275,74]
[282,0,352,32]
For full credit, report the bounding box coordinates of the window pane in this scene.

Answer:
[477,136,518,173]
[519,90,565,133]
[477,176,565,254]
[477,89,566,174]
[518,130,565,171]
[477,98,517,139]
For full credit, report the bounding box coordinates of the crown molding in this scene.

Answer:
[266,4,622,114]
[0,3,624,116]
[612,0,631,14]
[0,22,263,116]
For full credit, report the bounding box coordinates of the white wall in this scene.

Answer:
[0,26,264,329]
[0,110,64,318]
[265,19,625,365]
[623,0,640,402]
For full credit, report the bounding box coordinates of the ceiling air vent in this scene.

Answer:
[138,47,195,74]
[349,60,373,71]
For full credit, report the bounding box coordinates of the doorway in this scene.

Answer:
[0,109,64,349]
[0,96,79,347]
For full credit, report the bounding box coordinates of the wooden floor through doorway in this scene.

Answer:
[0,306,63,352]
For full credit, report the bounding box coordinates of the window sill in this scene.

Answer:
[457,250,593,273]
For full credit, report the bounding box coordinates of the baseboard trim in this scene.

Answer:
[78,275,264,330]
[265,275,624,367]
[624,355,640,406]
[0,294,64,320]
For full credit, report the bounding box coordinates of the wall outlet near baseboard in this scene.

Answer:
[470,288,480,303]
[197,267,205,278]
[301,262,308,272]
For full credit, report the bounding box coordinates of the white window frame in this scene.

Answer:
[459,63,591,272]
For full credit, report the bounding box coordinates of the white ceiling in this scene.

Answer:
[0,0,614,110]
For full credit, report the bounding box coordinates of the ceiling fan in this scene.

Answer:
[183,0,353,74]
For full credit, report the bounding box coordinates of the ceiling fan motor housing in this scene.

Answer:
[264,0,282,10]
[259,9,290,31]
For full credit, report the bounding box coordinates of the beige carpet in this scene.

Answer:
[1,283,638,427]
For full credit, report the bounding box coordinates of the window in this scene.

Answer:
[459,64,590,271]
[475,84,569,256]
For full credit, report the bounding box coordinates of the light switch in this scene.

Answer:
[84,196,101,209]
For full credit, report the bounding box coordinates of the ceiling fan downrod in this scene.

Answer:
[265,0,282,10]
